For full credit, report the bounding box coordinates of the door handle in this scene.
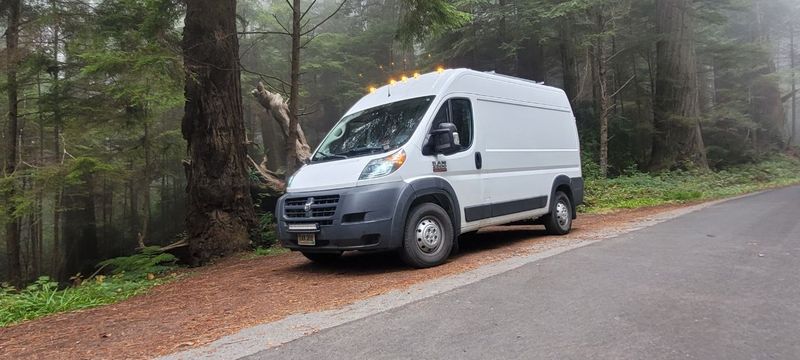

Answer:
[475,152,483,170]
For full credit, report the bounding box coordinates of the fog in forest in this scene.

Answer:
[1,0,798,285]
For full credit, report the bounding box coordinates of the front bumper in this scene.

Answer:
[277,182,410,253]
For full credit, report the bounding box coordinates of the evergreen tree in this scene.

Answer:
[182,0,255,264]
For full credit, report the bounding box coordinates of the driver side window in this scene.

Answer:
[430,98,474,150]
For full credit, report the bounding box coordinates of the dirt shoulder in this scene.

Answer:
[1,203,698,359]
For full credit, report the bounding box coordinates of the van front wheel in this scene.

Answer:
[400,203,454,268]
[544,191,572,235]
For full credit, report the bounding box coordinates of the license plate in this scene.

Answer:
[297,233,316,246]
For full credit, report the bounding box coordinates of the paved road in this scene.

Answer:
[247,186,800,360]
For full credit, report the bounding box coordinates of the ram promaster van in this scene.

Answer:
[277,68,583,268]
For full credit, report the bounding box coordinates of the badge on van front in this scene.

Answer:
[432,160,447,172]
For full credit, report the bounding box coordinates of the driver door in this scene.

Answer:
[424,96,486,231]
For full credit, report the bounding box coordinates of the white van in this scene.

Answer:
[277,68,583,268]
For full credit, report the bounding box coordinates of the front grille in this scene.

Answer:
[284,195,340,225]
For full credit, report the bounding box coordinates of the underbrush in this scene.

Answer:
[0,247,179,327]
[249,246,290,258]
[582,154,800,213]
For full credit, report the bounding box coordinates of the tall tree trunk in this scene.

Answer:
[61,174,98,277]
[182,0,255,265]
[35,73,44,276]
[749,0,785,151]
[649,0,708,171]
[141,119,151,244]
[50,0,61,164]
[4,0,22,287]
[791,22,796,146]
[256,101,287,171]
[286,0,303,175]
[592,12,611,178]
[559,22,578,104]
[517,37,545,82]
[51,0,63,276]
[495,0,512,75]
[252,82,311,165]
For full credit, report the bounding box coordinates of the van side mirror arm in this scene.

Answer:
[425,123,459,156]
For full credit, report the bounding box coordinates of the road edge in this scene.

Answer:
[159,193,752,360]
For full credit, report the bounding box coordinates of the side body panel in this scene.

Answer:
[445,73,582,227]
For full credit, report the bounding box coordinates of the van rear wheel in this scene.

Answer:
[544,191,572,235]
[400,203,454,268]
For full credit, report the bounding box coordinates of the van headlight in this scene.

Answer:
[359,149,406,180]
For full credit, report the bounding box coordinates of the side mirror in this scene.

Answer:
[428,123,460,155]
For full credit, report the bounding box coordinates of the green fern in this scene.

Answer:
[97,246,177,279]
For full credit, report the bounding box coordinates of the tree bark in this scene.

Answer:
[251,82,311,165]
[250,83,314,194]
[791,22,797,146]
[591,11,611,178]
[517,37,545,82]
[256,101,287,170]
[182,0,255,265]
[61,174,98,277]
[559,22,578,104]
[286,0,303,175]
[4,0,22,287]
[51,0,63,277]
[141,119,151,244]
[649,0,708,171]
[748,0,785,152]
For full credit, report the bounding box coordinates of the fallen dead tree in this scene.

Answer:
[251,82,311,164]
[249,82,312,194]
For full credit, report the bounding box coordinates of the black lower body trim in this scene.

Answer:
[570,177,584,206]
[464,196,548,222]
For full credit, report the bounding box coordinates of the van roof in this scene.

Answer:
[347,68,570,115]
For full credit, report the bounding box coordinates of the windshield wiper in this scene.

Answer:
[335,146,386,157]
[314,151,348,161]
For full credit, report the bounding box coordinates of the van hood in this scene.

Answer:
[287,157,373,192]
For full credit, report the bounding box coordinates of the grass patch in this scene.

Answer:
[248,246,290,258]
[582,154,800,213]
[0,246,180,327]
[0,274,176,327]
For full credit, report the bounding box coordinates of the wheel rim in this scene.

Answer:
[415,216,443,254]
[556,201,570,229]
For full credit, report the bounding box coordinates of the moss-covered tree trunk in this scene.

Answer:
[182,0,255,265]
[61,174,98,276]
[4,0,22,287]
[649,0,708,171]
[286,0,303,175]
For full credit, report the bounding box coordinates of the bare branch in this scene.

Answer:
[299,33,319,49]
[299,0,319,22]
[240,63,291,87]
[248,155,286,194]
[272,14,291,34]
[300,0,347,37]
[609,75,636,98]
[238,30,291,36]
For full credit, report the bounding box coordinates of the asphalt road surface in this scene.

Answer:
[246,186,800,360]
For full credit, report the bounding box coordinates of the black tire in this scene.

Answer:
[301,251,342,264]
[544,191,573,235]
[400,203,454,268]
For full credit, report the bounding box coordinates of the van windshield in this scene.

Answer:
[312,96,435,162]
